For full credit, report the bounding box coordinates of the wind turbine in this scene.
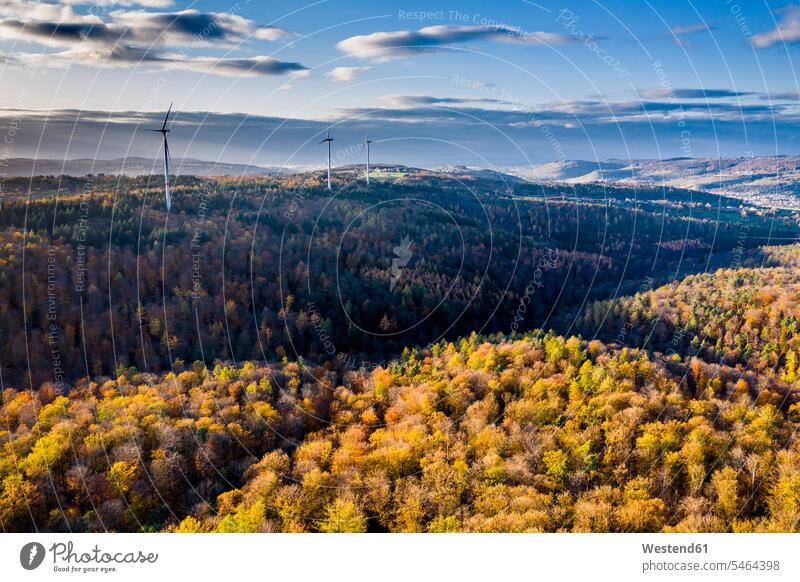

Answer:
[144,103,174,210]
[364,128,373,185]
[319,121,333,191]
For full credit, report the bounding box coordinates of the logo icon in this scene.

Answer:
[390,235,413,292]
[20,542,46,570]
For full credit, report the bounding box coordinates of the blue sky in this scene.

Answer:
[1,0,800,166]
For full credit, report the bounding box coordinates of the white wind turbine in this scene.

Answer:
[144,103,174,210]
[364,128,373,185]
[319,121,334,191]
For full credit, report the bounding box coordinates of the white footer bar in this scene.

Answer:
[1,533,797,581]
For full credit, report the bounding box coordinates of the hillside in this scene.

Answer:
[505,156,800,209]
[3,247,800,533]
[0,173,789,386]
[576,245,800,383]
[2,174,800,533]
[1,326,798,533]
[0,157,287,178]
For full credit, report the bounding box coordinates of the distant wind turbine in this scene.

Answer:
[364,128,373,186]
[319,121,334,191]
[144,103,174,210]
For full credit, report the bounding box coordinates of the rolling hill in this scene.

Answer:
[2,252,800,532]
[505,156,800,209]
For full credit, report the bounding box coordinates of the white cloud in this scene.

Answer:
[0,6,305,77]
[254,26,291,41]
[638,88,754,99]
[0,0,172,20]
[337,24,575,60]
[379,94,506,107]
[107,9,291,46]
[12,48,308,77]
[670,23,710,36]
[751,6,800,48]
[0,1,99,23]
[78,0,174,5]
[325,66,371,82]
[667,22,711,47]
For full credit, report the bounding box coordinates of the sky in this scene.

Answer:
[1,0,800,167]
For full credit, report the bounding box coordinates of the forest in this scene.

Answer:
[0,172,795,385]
[2,327,799,532]
[1,171,800,532]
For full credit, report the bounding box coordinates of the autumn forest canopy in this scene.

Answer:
[1,170,800,532]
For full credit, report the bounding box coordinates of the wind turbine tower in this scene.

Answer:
[364,129,373,186]
[319,122,334,191]
[144,103,174,210]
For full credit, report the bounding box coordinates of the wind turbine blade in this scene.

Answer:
[162,102,173,131]
[164,137,171,211]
